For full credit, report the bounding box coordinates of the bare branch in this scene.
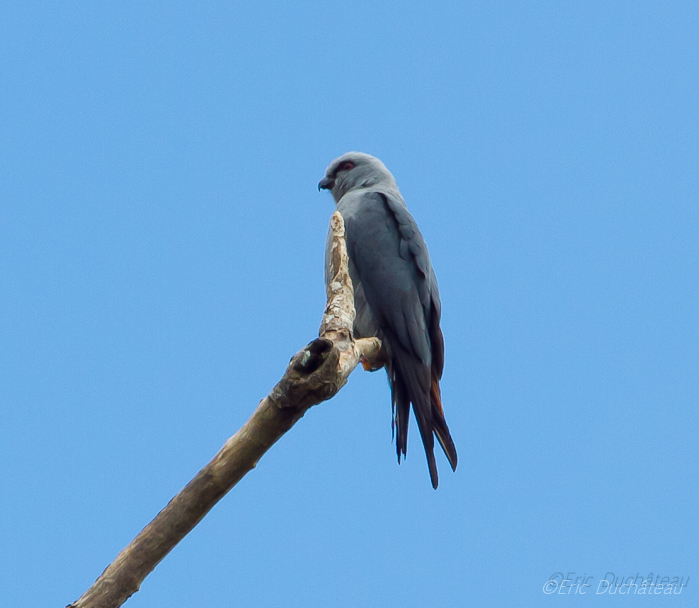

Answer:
[68,211,381,608]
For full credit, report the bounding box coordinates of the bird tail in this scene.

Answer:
[391,357,457,489]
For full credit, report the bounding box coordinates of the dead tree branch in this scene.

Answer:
[68,212,381,608]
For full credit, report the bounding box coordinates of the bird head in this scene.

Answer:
[318,152,398,202]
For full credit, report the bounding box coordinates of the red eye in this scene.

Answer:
[339,161,355,171]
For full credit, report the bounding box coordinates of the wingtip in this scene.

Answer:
[433,410,458,473]
[427,451,439,489]
[445,444,458,472]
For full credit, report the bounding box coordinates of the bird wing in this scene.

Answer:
[341,191,457,488]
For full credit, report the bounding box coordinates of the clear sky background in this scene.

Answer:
[1,2,697,606]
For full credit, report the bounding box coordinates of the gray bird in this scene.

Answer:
[319,152,457,488]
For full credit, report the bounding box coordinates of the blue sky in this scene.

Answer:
[1,1,697,606]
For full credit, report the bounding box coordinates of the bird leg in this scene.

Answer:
[361,345,387,372]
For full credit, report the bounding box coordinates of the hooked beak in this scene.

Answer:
[318,176,334,191]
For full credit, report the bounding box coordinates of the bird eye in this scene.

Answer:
[338,161,356,171]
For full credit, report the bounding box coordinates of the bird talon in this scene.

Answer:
[361,356,384,372]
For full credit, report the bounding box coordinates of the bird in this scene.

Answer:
[319,152,457,488]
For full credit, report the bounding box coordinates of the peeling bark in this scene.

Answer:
[68,212,381,608]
